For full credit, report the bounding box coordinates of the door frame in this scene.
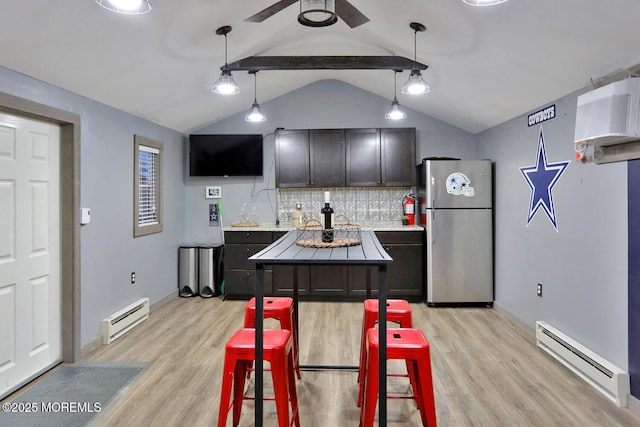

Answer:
[0,91,80,363]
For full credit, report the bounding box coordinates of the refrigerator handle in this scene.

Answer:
[431,208,435,244]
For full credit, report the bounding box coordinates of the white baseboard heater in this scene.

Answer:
[535,321,630,407]
[101,298,150,344]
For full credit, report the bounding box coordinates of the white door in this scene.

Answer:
[0,112,61,397]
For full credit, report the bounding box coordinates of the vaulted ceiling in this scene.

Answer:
[2,0,640,134]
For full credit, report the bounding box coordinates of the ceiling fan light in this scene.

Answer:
[401,69,430,95]
[298,0,338,27]
[245,102,267,122]
[385,97,406,120]
[211,69,240,95]
[463,0,508,6]
[95,0,152,14]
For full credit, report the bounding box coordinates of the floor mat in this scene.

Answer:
[0,361,148,427]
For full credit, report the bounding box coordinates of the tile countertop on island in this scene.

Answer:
[223,221,424,232]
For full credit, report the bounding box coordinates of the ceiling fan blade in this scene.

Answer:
[245,0,299,23]
[336,0,369,28]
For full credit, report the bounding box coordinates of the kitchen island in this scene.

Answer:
[223,221,424,301]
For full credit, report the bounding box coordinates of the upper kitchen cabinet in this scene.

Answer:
[345,128,381,186]
[276,127,416,188]
[276,129,345,187]
[346,128,416,187]
[309,129,345,187]
[380,128,416,186]
[275,129,310,188]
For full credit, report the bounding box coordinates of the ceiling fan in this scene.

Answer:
[245,0,370,28]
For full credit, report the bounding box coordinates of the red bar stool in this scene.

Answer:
[217,328,300,427]
[244,297,301,379]
[357,299,413,404]
[359,328,437,427]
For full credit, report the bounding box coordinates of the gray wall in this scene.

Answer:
[477,90,629,368]
[186,79,476,243]
[0,66,187,347]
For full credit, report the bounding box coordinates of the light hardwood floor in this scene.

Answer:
[21,297,640,426]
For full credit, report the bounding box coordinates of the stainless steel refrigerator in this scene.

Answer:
[418,159,493,306]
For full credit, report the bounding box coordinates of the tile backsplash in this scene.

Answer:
[278,187,412,223]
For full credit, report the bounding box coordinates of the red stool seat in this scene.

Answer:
[244,297,301,379]
[217,328,300,427]
[359,328,437,427]
[358,299,413,403]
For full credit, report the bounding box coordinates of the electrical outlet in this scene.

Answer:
[537,283,543,297]
[131,272,136,284]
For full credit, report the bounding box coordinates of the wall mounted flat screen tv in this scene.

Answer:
[189,134,263,177]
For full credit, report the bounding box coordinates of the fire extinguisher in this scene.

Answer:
[402,194,416,225]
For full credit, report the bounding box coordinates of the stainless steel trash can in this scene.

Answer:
[198,244,223,297]
[178,245,199,297]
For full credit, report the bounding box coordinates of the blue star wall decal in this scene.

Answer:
[519,127,570,231]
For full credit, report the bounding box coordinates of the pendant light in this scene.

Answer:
[211,26,240,95]
[401,22,430,95]
[298,0,338,27]
[463,0,508,5]
[385,71,406,120]
[245,71,266,122]
[95,0,151,14]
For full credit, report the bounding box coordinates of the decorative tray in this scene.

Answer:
[231,222,259,227]
[295,215,362,248]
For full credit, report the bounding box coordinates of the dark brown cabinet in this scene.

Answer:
[349,231,423,301]
[275,129,310,188]
[276,127,416,188]
[381,128,417,186]
[310,129,345,187]
[345,128,380,186]
[275,129,346,188]
[223,231,274,298]
[273,265,311,295]
[224,229,423,301]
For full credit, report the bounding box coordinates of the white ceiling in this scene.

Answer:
[2,0,640,134]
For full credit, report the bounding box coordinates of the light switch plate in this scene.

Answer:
[79,208,91,224]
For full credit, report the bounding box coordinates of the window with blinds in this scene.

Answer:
[134,135,163,237]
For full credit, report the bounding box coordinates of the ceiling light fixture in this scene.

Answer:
[401,22,430,95]
[95,0,151,14]
[245,71,266,122]
[298,0,338,27]
[211,26,240,95]
[386,71,406,120]
[463,0,508,5]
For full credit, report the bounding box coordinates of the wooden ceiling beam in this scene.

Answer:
[225,56,428,71]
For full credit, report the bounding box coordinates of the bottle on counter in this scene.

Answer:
[292,202,305,227]
[321,191,334,243]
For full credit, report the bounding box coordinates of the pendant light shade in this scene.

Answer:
[211,26,240,95]
[212,69,240,95]
[401,69,430,95]
[298,0,338,27]
[245,71,266,122]
[95,0,151,14]
[401,22,430,95]
[246,102,267,122]
[463,0,508,5]
[385,98,406,120]
[385,71,406,120]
